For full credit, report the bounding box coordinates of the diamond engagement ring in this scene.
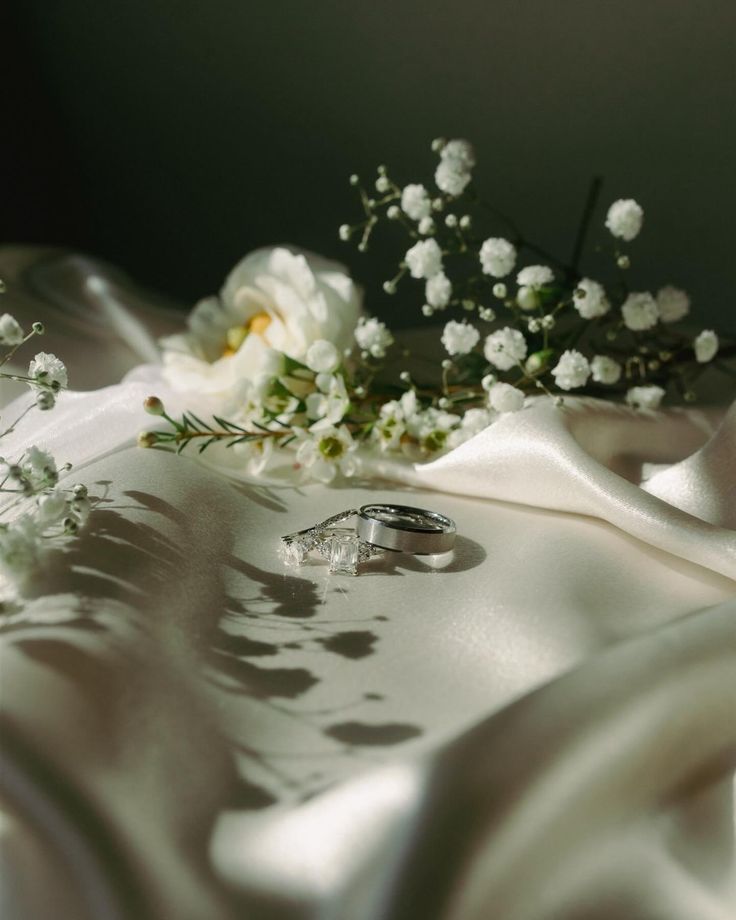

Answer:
[278,503,456,576]
[278,508,359,568]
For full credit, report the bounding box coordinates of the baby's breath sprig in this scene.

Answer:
[0,284,92,591]
[340,137,735,411]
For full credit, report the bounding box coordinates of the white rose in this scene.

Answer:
[161,247,362,398]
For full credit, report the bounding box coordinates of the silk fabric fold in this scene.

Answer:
[1,248,734,920]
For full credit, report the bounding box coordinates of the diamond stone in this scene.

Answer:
[327,531,361,576]
[278,539,307,568]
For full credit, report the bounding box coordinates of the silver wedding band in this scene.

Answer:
[357,503,456,555]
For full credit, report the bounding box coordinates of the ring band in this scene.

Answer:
[357,504,456,555]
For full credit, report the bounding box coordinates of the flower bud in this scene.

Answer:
[36,391,55,411]
[72,483,88,499]
[32,321,45,334]
[616,254,631,269]
[137,431,157,449]
[525,349,555,375]
[144,396,165,416]
[63,517,79,535]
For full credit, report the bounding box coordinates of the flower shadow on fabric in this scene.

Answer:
[2,483,428,811]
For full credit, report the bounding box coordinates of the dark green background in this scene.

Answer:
[4,1,735,326]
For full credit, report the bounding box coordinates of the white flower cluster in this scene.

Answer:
[605,199,644,241]
[0,473,91,583]
[479,238,516,279]
[354,316,394,358]
[434,138,476,197]
[0,300,86,588]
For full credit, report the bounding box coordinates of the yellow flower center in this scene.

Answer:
[319,436,344,459]
[222,311,272,356]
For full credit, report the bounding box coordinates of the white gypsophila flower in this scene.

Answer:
[401,184,432,221]
[621,292,659,331]
[573,279,611,319]
[434,160,471,197]
[0,313,24,346]
[306,373,351,428]
[605,199,644,241]
[441,321,480,356]
[35,489,71,527]
[461,407,493,434]
[305,339,340,374]
[489,382,525,413]
[295,424,358,483]
[0,517,43,582]
[426,272,452,309]
[354,316,394,358]
[440,139,476,171]
[405,238,443,279]
[22,446,59,491]
[551,350,591,391]
[481,373,496,391]
[446,407,493,449]
[694,329,719,363]
[160,247,362,400]
[418,217,435,236]
[657,285,690,323]
[590,355,622,385]
[626,385,665,410]
[479,238,517,279]
[492,283,507,299]
[516,265,554,288]
[28,352,67,389]
[484,327,528,371]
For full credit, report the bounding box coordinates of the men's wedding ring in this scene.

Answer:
[357,504,456,555]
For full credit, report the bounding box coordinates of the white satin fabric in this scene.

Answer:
[0,248,734,920]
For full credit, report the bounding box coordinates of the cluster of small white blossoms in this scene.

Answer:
[148,144,733,486]
[0,449,91,582]
[0,300,90,587]
[340,139,730,418]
